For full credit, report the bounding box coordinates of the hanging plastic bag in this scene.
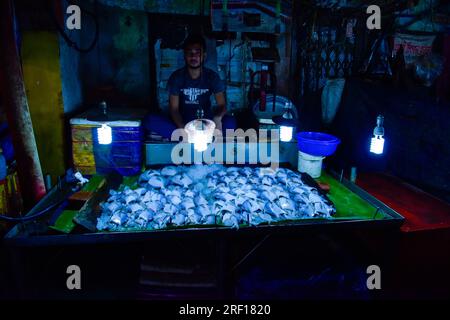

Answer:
[321,78,346,125]
[393,33,436,67]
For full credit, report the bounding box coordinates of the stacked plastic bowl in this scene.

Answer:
[296,132,341,157]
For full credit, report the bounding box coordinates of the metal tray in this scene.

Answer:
[4,167,404,247]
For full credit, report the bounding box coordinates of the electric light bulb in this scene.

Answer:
[370,135,384,154]
[280,126,293,142]
[193,131,208,152]
[185,119,215,153]
[98,124,112,145]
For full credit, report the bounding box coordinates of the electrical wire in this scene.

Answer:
[226,36,246,84]
[0,198,66,222]
[174,25,189,50]
[0,172,81,222]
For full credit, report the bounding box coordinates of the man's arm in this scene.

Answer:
[213,92,226,131]
[169,94,185,129]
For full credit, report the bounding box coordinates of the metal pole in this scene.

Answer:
[0,0,46,208]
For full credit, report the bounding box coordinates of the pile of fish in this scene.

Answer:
[96,165,335,231]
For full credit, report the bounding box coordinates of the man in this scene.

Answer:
[145,34,236,139]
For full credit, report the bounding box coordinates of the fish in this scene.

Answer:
[145,201,160,212]
[261,176,273,186]
[97,165,336,231]
[196,204,211,217]
[264,202,285,218]
[134,188,147,196]
[148,175,165,189]
[180,198,195,210]
[243,199,261,213]
[110,212,127,225]
[171,173,193,187]
[172,213,186,226]
[185,190,195,198]
[106,202,121,212]
[130,203,144,213]
[136,210,154,227]
[214,192,234,202]
[125,194,138,204]
[187,210,202,224]
[161,166,178,176]
[202,214,216,225]
[142,191,152,203]
[163,203,177,215]
[261,190,277,202]
[222,213,239,229]
[194,194,208,206]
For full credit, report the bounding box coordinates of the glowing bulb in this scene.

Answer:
[97,124,112,145]
[185,119,215,153]
[193,131,208,152]
[370,135,384,154]
[370,115,385,155]
[280,126,293,142]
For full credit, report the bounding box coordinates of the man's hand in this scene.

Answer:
[213,92,226,132]
[169,95,185,129]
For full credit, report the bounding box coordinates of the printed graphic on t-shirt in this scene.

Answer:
[182,88,209,104]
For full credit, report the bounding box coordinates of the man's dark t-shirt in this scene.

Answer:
[167,67,225,122]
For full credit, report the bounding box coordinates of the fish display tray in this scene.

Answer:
[96,165,338,232]
[4,166,404,247]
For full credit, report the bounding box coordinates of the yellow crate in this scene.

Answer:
[71,126,94,142]
[0,180,7,215]
[72,141,95,167]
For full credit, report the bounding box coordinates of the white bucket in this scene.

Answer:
[297,151,325,178]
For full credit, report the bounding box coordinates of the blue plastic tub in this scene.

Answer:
[296,132,341,157]
[92,126,143,176]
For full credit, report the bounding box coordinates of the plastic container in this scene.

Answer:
[70,109,146,176]
[0,148,6,180]
[298,151,325,178]
[296,132,341,157]
[92,127,144,176]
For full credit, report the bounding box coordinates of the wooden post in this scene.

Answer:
[0,0,46,209]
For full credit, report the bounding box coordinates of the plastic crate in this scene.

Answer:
[70,109,146,176]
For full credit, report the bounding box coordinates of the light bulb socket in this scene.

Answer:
[196,108,204,119]
[373,115,384,136]
[100,101,107,115]
[273,101,297,126]
[273,115,297,127]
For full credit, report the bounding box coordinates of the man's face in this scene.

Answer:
[184,43,204,69]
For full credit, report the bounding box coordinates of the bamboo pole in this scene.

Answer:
[0,0,46,209]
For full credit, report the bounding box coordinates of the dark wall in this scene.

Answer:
[328,78,450,203]
[77,2,151,108]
